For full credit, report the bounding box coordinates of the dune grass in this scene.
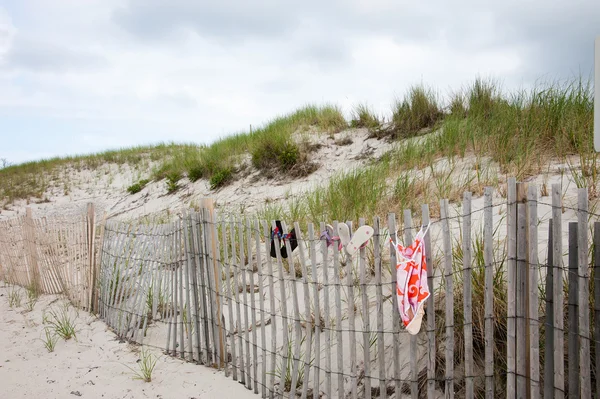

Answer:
[0,143,186,204]
[1,75,594,219]
[255,75,594,227]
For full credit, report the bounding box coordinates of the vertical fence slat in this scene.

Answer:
[440,199,453,399]
[246,219,259,394]
[271,220,289,397]
[528,184,540,399]
[593,222,600,399]
[280,220,302,399]
[346,220,358,399]
[177,220,186,359]
[403,210,418,399]
[544,219,555,399]
[577,188,591,399]
[462,192,474,399]
[516,191,527,398]
[359,217,371,399]
[567,222,580,398]
[255,220,267,398]
[212,209,226,368]
[483,187,494,399]
[552,183,565,399]
[294,221,313,399]
[423,203,435,399]
[374,216,386,399]
[309,223,321,399]
[388,213,402,397]
[232,217,245,384]
[265,221,277,399]
[320,220,332,399]
[192,213,204,364]
[332,221,344,399]
[239,218,252,390]
[507,177,517,398]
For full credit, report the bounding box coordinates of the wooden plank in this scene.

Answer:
[403,210,418,399]
[265,221,277,399]
[183,215,195,361]
[373,217,386,399]
[346,220,357,399]
[178,220,186,358]
[87,203,97,312]
[440,199,454,399]
[171,221,180,354]
[388,213,402,397]
[593,223,600,399]
[294,221,313,399]
[359,217,371,399]
[551,183,564,399]
[332,221,344,399]
[423,203,435,399]
[239,217,251,388]
[281,221,303,398]
[321,221,332,399]
[221,216,235,375]
[462,192,474,399]
[195,212,211,363]
[567,222,580,398]
[255,220,267,398]
[191,213,204,364]
[544,219,555,399]
[212,209,225,367]
[247,219,259,394]
[271,220,289,396]
[202,198,225,368]
[527,184,540,399]
[577,188,591,399]
[516,199,527,398]
[506,177,517,398]
[483,187,494,399]
[309,223,322,399]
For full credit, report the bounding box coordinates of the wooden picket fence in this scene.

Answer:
[0,204,99,309]
[1,179,600,398]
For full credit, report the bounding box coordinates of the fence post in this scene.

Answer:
[201,198,225,369]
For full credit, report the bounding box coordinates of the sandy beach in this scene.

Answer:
[0,283,258,399]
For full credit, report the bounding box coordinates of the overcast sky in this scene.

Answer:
[0,0,598,164]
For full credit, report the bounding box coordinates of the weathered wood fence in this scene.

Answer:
[0,204,99,309]
[1,180,600,398]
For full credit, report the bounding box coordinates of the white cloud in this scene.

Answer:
[0,0,597,164]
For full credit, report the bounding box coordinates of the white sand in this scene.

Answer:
[0,283,258,399]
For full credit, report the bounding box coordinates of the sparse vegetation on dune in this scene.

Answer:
[0,75,594,222]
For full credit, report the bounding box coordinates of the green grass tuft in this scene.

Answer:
[390,84,443,139]
[350,103,381,130]
[127,179,150,195]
